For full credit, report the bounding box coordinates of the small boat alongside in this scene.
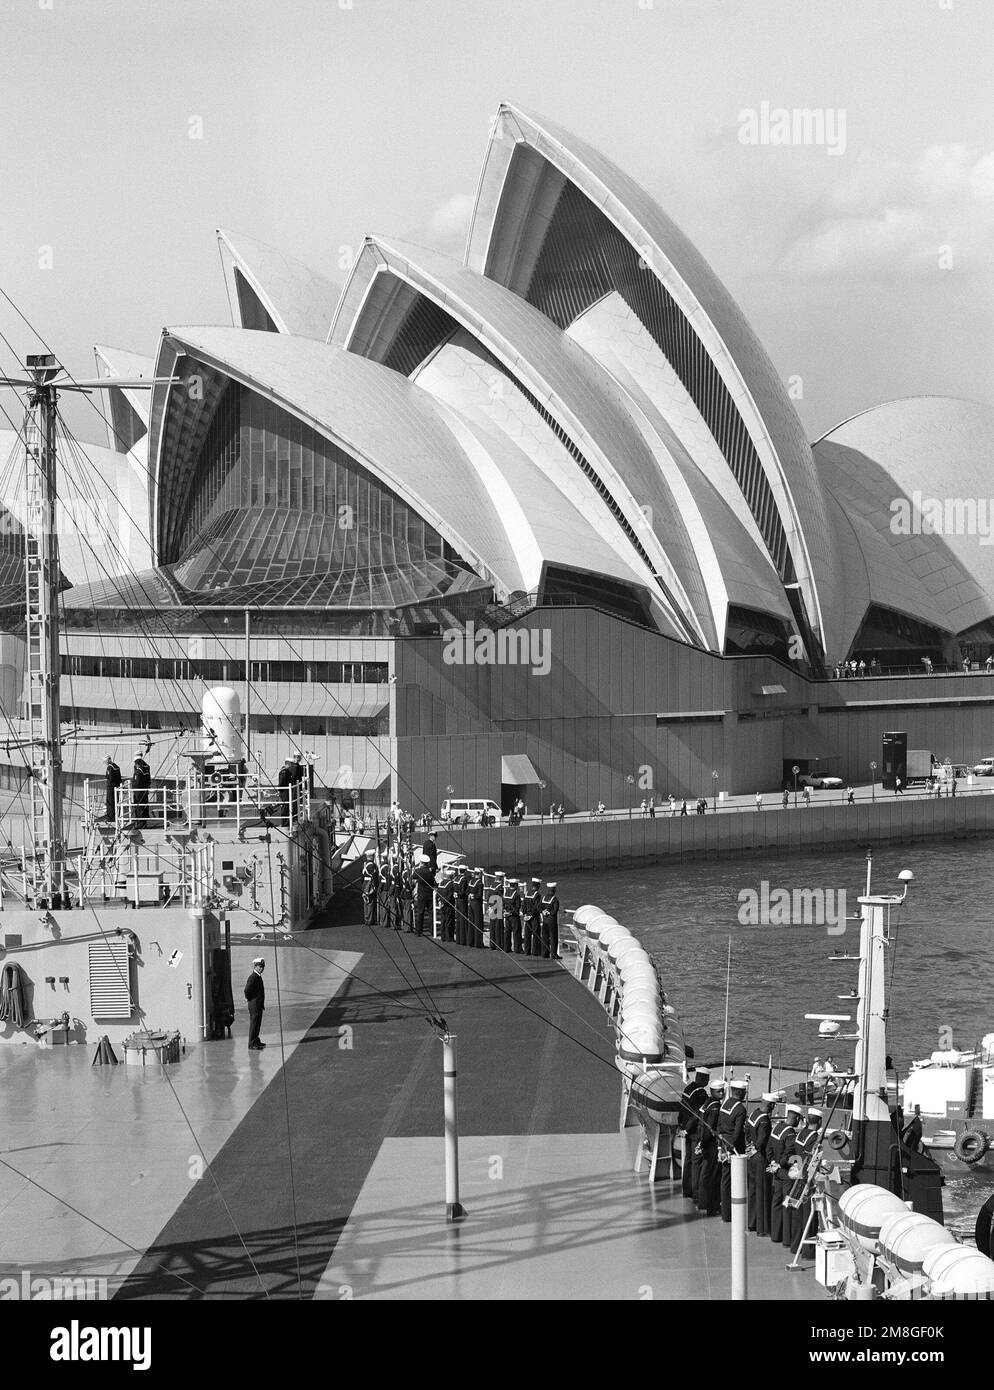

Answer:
[903,1035,994,1174]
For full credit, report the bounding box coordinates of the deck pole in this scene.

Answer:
[731,1153,748,1300]
[441,1031,465,1221]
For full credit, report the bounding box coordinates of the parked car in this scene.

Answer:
[797,773,843,790]
[972,758,994,776]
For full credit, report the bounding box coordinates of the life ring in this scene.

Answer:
[827,1129,850,1152]
[953,1129,990,1165]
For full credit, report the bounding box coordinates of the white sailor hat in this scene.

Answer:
[785,1102,803,1117]
[695,1066,711,1078]
[546,881,557,888]
[364,850,375,858]
[494,869,505,877]
[729,1079,747,1092]
[252,957,264,965]
[507,877,517,885]
[531,876,541,884]
[417,853,430,863]
[761,1092,778,1103]
[807,1107,823,1120]
[708,1078,725,1093]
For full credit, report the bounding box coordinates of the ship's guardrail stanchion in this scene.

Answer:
[731,1153,748,1300]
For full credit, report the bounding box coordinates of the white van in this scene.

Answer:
[440,797,501,825]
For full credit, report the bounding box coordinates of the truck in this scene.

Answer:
[906,749,936,785]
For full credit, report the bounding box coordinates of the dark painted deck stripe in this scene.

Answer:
[115,928,619,1300]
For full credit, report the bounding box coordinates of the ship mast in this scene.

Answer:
[22,354,65,907]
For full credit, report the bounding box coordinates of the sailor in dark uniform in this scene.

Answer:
[526,878,542,956]
[423,833,438,874]
[277,757,295,825]
[679,1067,710,1199]
[787,1107,822,1254]
[697,1079,724,1215]
[401,861,414,932]
[717,1079,748,1222]
[454,864,470,946]
[361,850,378,927]
[486,871,505,949]
[468,867,485,948]
[413,853,436,937]
[392,856,403,934]
[747,1093,776,1236]
[771,1103,802,1246]
[503,877,522,953]
[377,855,392,928]
[104,755,122,822]
[438,866,456,942]
[131,750,151,826]
[541,882,560,959]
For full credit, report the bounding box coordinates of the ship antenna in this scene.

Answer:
[721,935,732,1082]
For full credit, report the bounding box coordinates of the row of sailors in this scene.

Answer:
[679,1067,825,1254]
[360,851,561,956]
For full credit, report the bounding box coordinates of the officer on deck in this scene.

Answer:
[526,878,543,956]
[412,852,436,937]
[437,865,456,942]
[787,1107,823,1254]
[771,1102,802,1246]
[697,1078,724,1216]
[680,1066,710,1200]
[361,850,378,927]
[717,1079,748,1222]
[541,882,561,959]
[747,1092,776,1236]
[503,876,522,953]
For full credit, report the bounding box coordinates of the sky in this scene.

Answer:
[0,0,991,445]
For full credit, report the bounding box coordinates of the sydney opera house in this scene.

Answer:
[3,103,994,815]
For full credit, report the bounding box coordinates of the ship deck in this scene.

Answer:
[0,920,813,1301]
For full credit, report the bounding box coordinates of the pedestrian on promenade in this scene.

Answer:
[846,785,855,805]
[754,792,762,812]
[782,787,789,809]
[648,798,655,818]
[244,958,266,1050]
[668,794,676,816]
[680,798,689,816]
[895,776,904,795]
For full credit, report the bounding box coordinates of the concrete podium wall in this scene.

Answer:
[426,794,994,875]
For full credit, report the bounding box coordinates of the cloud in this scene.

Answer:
[780,145,994,279]
[425,192,475,250]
